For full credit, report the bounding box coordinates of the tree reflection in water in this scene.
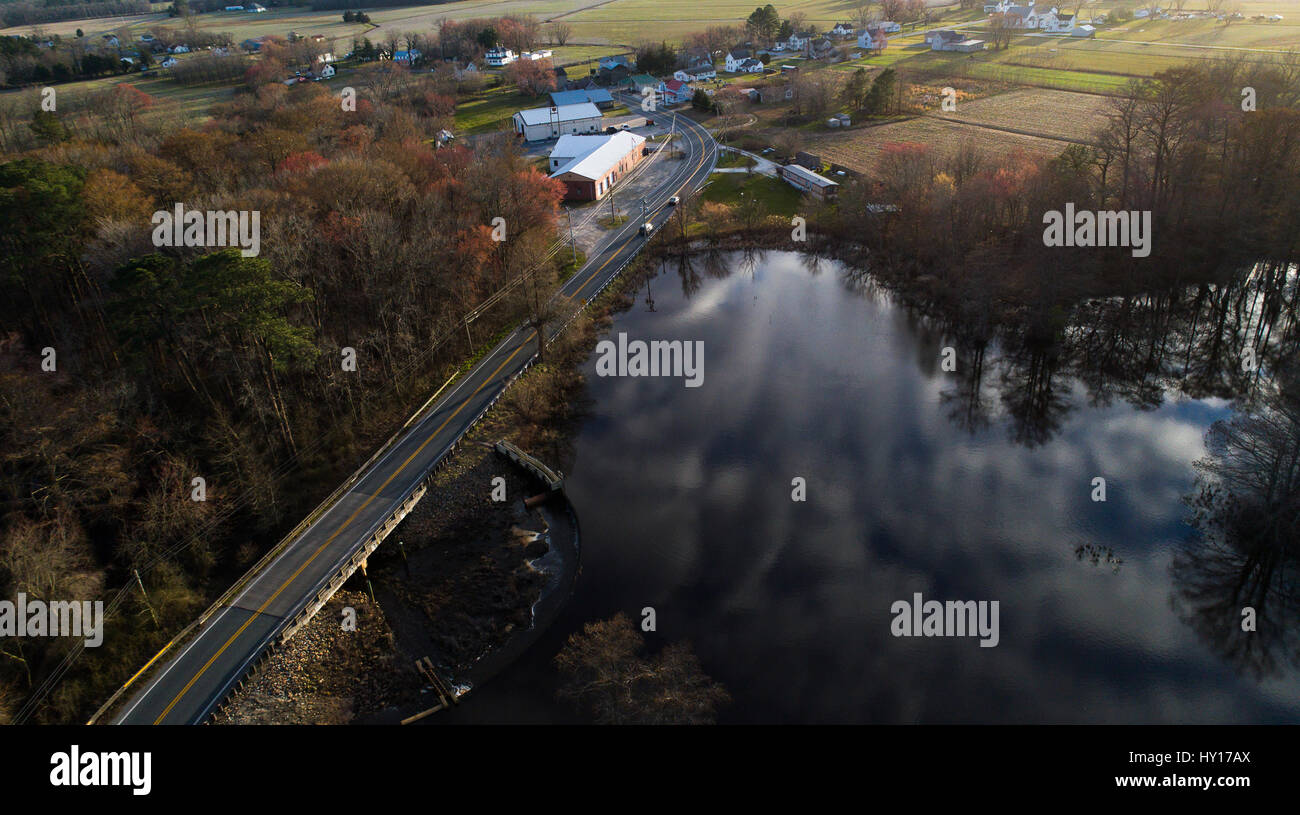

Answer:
[1176,364,1300,679]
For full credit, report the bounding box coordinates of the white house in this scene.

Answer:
[485,47,517,66]
[512,101,603,142]
[927,30,987,51]
[160,56,178,68]
[998,4,1058,28]
[724,49,753,72]
[170,44,190,54]
[314,63,335,79]
[786,31,813,50]
[522,49,553,60]
[1043,11,1076,32]
[735,57,764,73]
[674,65,716,82]
[857,26,888,51]
[830,22,855,37]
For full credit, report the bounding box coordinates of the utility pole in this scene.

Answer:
[566,208,577,264]
[134,569,159,629]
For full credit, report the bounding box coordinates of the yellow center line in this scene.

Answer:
[154,340,527,723]
[568,120,711,299]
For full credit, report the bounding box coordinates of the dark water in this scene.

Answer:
[443,249,1300,724]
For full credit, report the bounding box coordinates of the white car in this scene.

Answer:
[668,196,680,206]
[640,222,654,236]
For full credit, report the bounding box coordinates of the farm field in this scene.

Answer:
[1,0,960,47]
[927,87,1112,143]
[805,111,1072,174]
[1097,17,1300,49]
[1,8,369,43]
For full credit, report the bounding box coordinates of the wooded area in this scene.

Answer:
[0,62,568,723]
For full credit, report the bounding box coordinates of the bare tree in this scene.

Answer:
[547,21,573,46]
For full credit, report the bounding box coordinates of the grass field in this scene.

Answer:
[702,170,803,216]
[43,71,236,120]
[453,84,536,133]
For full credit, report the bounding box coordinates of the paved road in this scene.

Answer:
[113,106,717,725]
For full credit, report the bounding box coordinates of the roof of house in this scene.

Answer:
[783,163,839,188]
[728,48,751,58]
[599,54,630,66]
[627,73,658,86]
[739,58,763,67]
[550,88,613,106]
[514,102,602,126]
[550,131,646,181]
[663,79,687,91]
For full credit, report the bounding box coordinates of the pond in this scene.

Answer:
[443,249,1300,724]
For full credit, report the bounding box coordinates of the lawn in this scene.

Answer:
[716,150,756,168]
[454,84,538,134]
[702,171,802,217]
